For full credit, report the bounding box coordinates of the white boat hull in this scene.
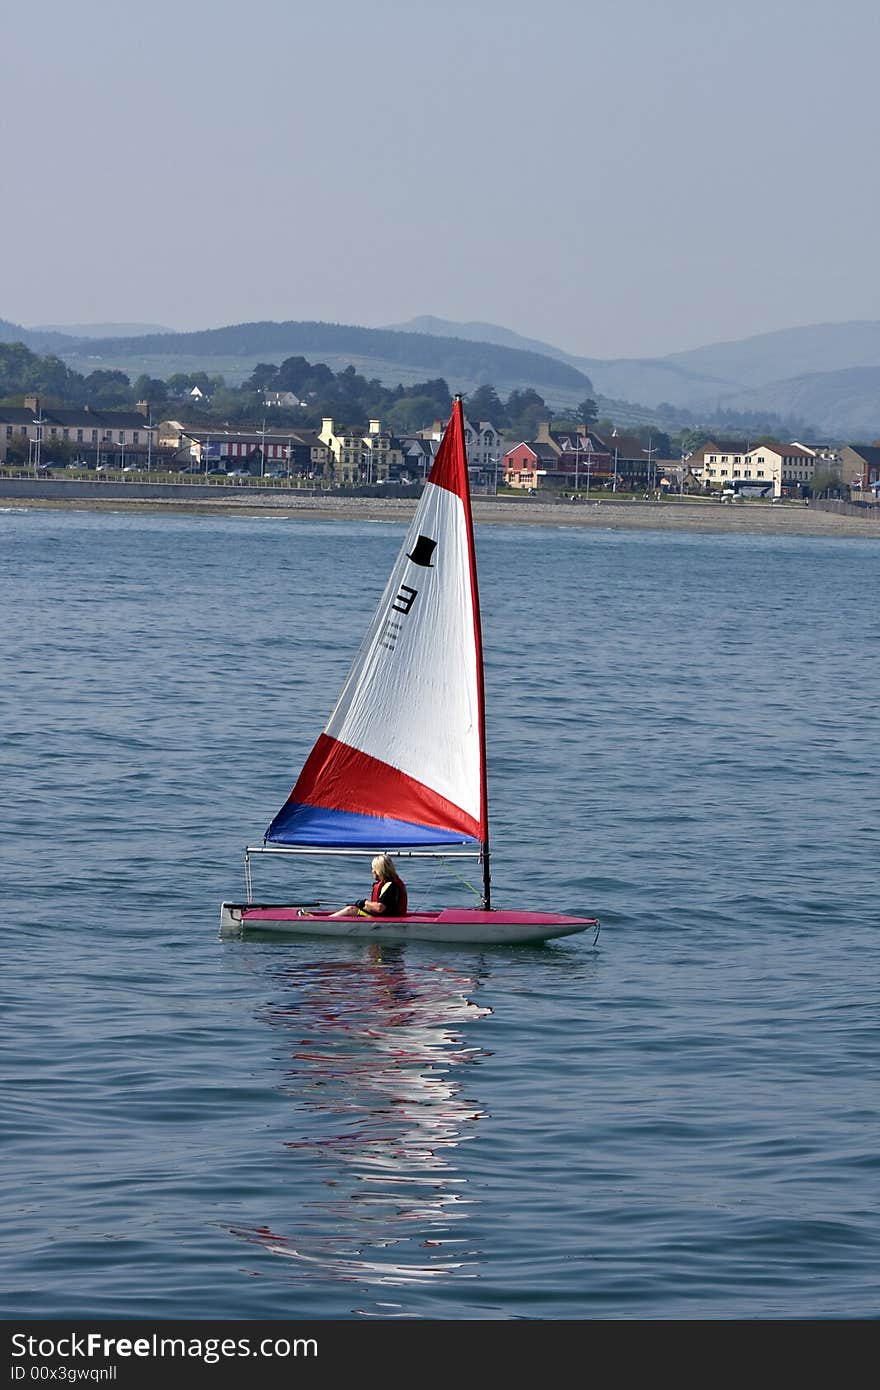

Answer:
[220,902,598,945]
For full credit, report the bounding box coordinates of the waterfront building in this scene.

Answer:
[0,396,157,466]
[839,444,880,494]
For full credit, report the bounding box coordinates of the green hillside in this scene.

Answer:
[53,319,593,405]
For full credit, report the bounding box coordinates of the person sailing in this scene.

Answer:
[328,854,408,918]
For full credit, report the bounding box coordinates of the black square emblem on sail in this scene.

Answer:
[407,535,437,567]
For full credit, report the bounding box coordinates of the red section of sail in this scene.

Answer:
[288,733,483,841]
[426,396,469,499]
[427,397,490,875]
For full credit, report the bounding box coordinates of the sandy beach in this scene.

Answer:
[3,490,879,539]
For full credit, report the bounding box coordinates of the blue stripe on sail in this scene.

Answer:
[266,802,479,848]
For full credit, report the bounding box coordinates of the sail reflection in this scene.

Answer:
[233,946,491,1292]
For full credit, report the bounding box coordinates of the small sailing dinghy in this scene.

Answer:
[220,397,598,945]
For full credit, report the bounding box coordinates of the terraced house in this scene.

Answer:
[0,396,157,466]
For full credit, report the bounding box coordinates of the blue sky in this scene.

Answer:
[3,0,878,356]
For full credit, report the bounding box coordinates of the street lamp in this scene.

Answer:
[643,437,657,495]
[30,408,44,475]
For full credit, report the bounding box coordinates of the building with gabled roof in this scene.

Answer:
[839,444,880,494]
[0,396,157,464]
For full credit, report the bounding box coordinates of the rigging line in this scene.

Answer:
[437,855,482,904]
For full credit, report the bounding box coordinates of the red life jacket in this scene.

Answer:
[371,878,408,916]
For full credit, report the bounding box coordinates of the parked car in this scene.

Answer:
[206,467,227,476]
[226,468,251,479]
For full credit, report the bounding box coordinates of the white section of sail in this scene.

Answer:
[324,480,481,823]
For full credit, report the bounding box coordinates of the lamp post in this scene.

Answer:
[643,437,657,495]
[260,418,267,478]
[30,408,43,475]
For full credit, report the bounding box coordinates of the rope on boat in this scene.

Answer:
[437,856,482,905]
[408,855,481,912]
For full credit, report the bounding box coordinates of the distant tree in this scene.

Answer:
[506,388,546,426]
[274,356,314,393]
[465,384,504,423]
[396,378,451,419]
[243,362,279,391]
[41,437,74,464]
[811,468,843,497]
[507,389,549,439]
[386,395,439,434]
[132,375,168,407]
[83,369,132,408]
[576,397,598,428]
[166,371,215,398]
[677,427,712,454]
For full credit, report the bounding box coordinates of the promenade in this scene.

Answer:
[2,479,878,539]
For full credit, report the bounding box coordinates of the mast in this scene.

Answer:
[452,394,491,910]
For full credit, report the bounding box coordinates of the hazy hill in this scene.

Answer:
[389,314,880,433]
[716,365,880,439]
[388,315,744,408]
[0,317,74,351]
[50,318,594,404]
[665,320,880,390]
[385,315,585,364]
[34,322,173,338]
[6,306,878,434]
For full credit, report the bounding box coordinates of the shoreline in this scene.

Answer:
[2,492,879,539]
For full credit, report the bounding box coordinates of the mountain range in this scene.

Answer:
[386,316,880,437]
[2,312,879,437]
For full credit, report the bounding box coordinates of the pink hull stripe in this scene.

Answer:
[286,733,484,842]
[241,907,599,927]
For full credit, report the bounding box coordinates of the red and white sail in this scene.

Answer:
[266,399,488,847]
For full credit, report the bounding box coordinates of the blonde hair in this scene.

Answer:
[371,853,399,881]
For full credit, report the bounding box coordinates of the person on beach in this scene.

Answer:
[328,853,408,918]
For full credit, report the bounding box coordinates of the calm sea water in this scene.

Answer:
[1,507,878,1320]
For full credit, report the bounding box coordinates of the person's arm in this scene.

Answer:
[355,895,383,915]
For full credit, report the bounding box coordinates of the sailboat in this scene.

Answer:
[220,397,599,945]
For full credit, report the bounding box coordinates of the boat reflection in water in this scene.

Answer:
[232,945,492,1297]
